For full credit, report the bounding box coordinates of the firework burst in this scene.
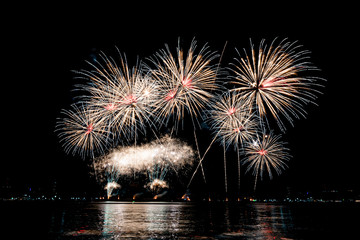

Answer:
[93,135,195,197]
[75,51,158,143]
[204,91,259,197]
[230,38,324,131]
[56,104,108,158]
[56,37,326,199]
[147,39,220,129]
[207,91,258,149]
[242,132,291,191]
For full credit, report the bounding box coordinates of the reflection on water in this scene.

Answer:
[56,202,296,239]
[101,203,190,238]
[2,201,359,239]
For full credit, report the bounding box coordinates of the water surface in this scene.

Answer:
[2,201,359,239]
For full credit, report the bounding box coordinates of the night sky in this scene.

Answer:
[3,4,359,198]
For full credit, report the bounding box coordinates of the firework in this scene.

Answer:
[147,179,169,192]
[147,39,220,129]
[204,92,259,197]
[230,38,323,131]
[147,39,221,186]
[104,181,121,199]
[56,104,108,158]
[56,37,325,198]
[206,92,258,149]
[242,132,291,191]
[75,51,159,143]
[94,136,195,197]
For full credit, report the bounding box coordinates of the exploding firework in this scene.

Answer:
[94,136,195,197]
[56,104,108,158]
[205,91,259,196]
[104,181,121,199]
[206,92,258,149]
[147,39,220,129]
[230,38,323,131]
[242,132,291,191]
[147,179,169,192]
[146,136,195,194]
[56,37,325,199]
[75,51,159,143]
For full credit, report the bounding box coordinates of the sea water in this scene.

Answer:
[1,201,359,239]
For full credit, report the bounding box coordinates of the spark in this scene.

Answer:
[104,103,117,111]
[257,149,267,156]
[182,77,193,88]
[85,123,94,135]
[227,107,236,116]
[164,88,178,101]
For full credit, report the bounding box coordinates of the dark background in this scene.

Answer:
[2,4,358,199]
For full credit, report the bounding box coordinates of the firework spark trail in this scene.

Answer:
[236,146,241,198]
[186,131,219,189]
[56,104,109,158]
[187,92,259,191]
[205,92,259,196]
[230,38,324,131]
[223,139,228,199]
[242,131,291,191]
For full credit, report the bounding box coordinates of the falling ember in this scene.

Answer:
[227,107,236,115]
[85,123,93,135]
[182,76,193,88]
[257,149,267,156]
[165,89,177,101]
[122,94,137,105]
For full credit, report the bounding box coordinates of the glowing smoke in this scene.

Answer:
[94,135,195,197]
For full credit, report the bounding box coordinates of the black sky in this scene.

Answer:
[3,4,359,197]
